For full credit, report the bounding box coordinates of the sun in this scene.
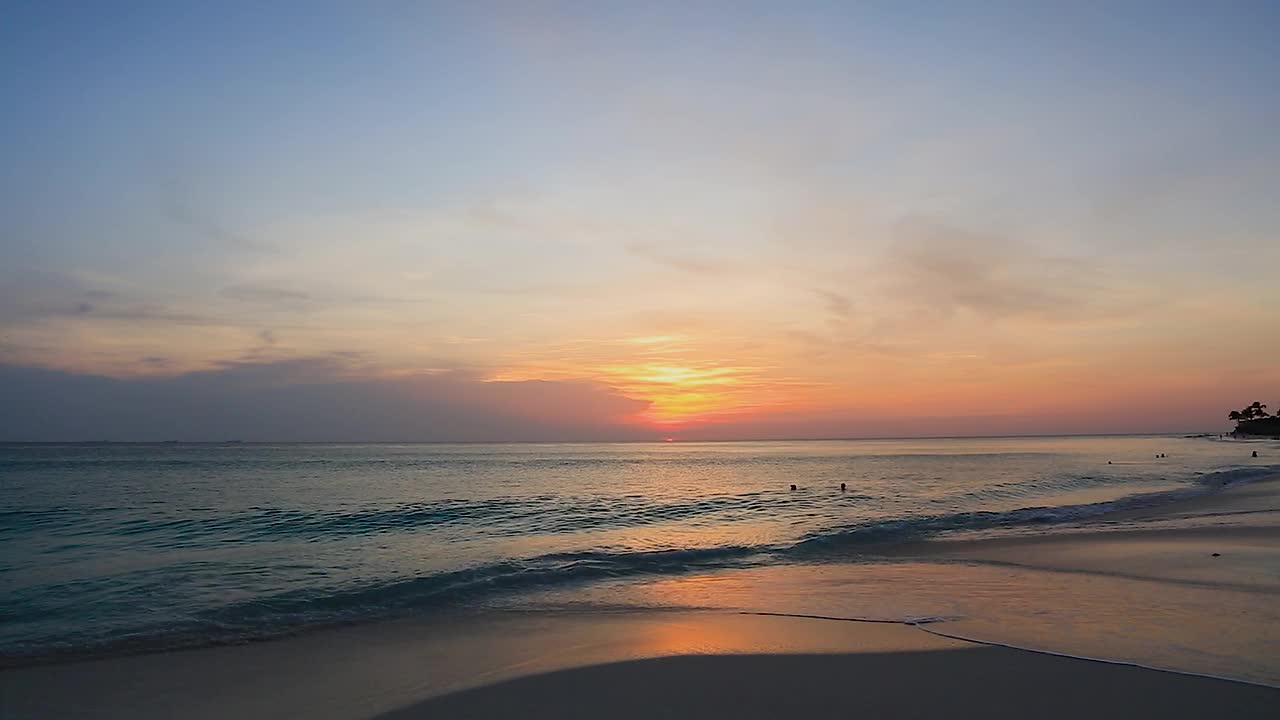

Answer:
[604,365,754,426]
[490,341,818,430]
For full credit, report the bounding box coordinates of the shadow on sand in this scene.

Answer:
[373,646,1279,720]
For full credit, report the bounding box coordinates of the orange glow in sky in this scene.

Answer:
[3,4,1278,441]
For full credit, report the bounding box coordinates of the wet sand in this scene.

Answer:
[878,474,1280,592]
[0,613,969,720]
[4,609,1277,720]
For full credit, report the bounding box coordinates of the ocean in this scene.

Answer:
[2,435,1276,673]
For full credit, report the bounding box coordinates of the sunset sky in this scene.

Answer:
[2,2,1278,440]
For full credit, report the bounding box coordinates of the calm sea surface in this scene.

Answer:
[2,436,1275,666]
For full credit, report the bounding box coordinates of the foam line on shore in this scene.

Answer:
[741,611,956,625]
[888,553,1278,593]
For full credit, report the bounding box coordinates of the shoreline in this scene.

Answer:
[11,462,1272,672]
[4,470,1278,718]
[0,612,970,719]
[4,607,1278,719]
[873,474,1280,592]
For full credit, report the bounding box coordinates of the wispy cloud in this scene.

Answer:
[2,270,216,324]
[813,289,853,320]
[220,284,312,305]
[873,218,1161,327]
[625,241,731,275]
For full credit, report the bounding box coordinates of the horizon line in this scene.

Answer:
[0,430,1236,446]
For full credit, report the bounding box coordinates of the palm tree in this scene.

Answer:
[1249,401,1269,418]
[1228,410,1243,423]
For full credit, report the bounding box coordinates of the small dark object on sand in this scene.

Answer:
[1212,553,1221,557]
[1253,451,1259,457]
[790,484,797,491]
[840,482,846,492]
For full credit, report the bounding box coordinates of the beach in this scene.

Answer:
[7,0,1279,714]
[4,452,1276,719]
[3,608,1277,719]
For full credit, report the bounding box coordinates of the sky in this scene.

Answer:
[2,1,1278,441]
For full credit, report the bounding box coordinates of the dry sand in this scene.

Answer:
[377,648,1279,720]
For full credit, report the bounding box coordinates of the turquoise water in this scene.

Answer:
[1,435,1273,664]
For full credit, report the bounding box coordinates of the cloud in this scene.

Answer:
[875,218,1155,327]
[668,401,1232,441]
[151,159,264,252]
[69,303,225,327]
[0,359,653,442]
[625,241,729,275]
[220,284,312,305]
[0,271,227,327]
[813,289,853,319]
